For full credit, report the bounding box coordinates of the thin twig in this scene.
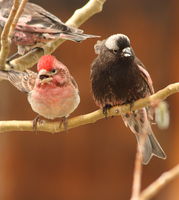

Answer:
[0,82,178,133]
[139,164,179,200]
[130,146,143,200]
[7,0,106,71]
[0,0,19,68]
[9,0,28,38]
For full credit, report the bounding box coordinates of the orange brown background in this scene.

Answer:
[0,0,178,199]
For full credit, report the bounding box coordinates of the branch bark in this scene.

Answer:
[7,0,106,71]
[0,82,178,133]
[139,164,179,200]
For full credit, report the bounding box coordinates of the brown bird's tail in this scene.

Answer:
[122,108,166,165]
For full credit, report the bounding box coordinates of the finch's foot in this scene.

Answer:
[59,116,68,132]
[33,115,42,133]
[103,104,112,119]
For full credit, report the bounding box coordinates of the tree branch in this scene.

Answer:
[0,0,28,68]
[0,0,19,68]
[139,164,179,200]
[0,82,178,133]
[7,0,106,71]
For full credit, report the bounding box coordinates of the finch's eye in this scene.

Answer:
[113,49,118,54]
[51,69,57,73]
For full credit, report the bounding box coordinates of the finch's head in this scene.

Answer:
[37,55,69,86]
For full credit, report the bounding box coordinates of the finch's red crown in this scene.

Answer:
[37,55,55,71]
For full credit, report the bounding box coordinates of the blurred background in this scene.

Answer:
[0,0,179,199]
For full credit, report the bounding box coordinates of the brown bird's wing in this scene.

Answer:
[136,58,155,121]
[7,69,37,93]
[136,58,154,95]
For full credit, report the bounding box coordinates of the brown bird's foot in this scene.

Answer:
[103,104,112,119]
[129,102,134,111]
[59,116,68,132]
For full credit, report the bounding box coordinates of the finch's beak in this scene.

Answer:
[121,47,133,57]
[38,69,53,83]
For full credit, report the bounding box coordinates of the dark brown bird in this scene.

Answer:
[90,34,166,165]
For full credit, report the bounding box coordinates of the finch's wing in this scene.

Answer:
[70,76,80,94]
[7,69,37,93]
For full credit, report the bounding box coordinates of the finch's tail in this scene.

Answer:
[121,108,166,165]
[59,32,100,42]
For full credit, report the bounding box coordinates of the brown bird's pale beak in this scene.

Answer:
[121,47,133,57]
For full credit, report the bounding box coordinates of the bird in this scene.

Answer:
[90,33,166,165]
[0,0,99,55]
[0,55,80,128]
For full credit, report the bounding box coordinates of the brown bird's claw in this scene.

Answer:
[103,104,112,119]
[59,116,68,132]
[129,102,134,111]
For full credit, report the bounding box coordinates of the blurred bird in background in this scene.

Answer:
[90,33,166,164]
[0,0,99,56]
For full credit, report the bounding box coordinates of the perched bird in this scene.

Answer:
[90,34,166,164]
[0,55,80,124]
[0,0,99,55]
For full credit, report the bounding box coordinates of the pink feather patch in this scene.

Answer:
[37,55,55,71]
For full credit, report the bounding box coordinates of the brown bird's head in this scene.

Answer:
[95,34,135,64]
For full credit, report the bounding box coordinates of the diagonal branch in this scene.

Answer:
[0,82,178,133]
[139,164,179,200]
[7,0,106,71]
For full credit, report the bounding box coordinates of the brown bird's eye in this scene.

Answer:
[113,49,118,54]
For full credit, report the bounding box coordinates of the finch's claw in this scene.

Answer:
[103,104,112,119]
[59,116,68,132]
[33,115,41,133]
